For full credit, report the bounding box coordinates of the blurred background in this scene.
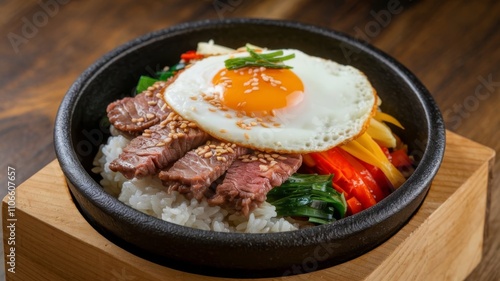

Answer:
[0,0,498,280]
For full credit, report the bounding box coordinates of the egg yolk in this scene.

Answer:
[212,67,304,115]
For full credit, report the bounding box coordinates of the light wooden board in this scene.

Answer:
[2,131,495,281]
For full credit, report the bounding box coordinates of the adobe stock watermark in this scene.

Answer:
[213,0,244,19]
[443,74,499,131]
[6,166,17,274]
[340,0,406,63]
[7,0,71,54]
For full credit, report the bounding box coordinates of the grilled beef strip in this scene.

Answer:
[109,113,209,179]
[159,140,249,200]
[208,153,303,216]
[106,80,172,135]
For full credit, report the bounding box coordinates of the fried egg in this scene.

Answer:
[163,49,376,153]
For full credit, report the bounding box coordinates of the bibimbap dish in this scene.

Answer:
[93,41,414,233]
[54,19,445,277]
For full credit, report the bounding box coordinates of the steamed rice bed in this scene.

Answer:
[92,129,300,233]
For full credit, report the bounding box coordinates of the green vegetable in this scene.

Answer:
[135,63,185,94]
[224,45,295,70]
[267,174,347,224]
[136,76,160,93]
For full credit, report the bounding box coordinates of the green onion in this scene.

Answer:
[224,45,295,70]
[267,174,347,224]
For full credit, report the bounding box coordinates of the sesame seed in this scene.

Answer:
[224,113,232,118]
[244,89,252,94]
[252,86,259,91]
[259,164,269,172]
[145,91,153,97]
[156,93,162,99]
[242,159,251,162]
[147,86,155,91]
[244,133,250,140]
[251,82,259,86]
[220,129,227,133]
[190,96,197,101]
[260,122,270,128]
[142,133,151,137]
[227,147,234,153]
[209,108,217,112]
[278,156,287,160]
[271,153,280,158]
[137,117,144,122]
[131,118,138,123]
[161,104,168,111]
[156,142,165,147]
[204,152,213,158]
[146,113,155,120]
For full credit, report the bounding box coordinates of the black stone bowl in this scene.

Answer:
[54,18,445,278]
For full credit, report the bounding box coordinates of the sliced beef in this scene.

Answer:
[109,113,209,179]
[159,140,249,200]
[107,80,172,134]
[209,153,302,216]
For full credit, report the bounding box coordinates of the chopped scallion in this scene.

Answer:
[224,45,295,70]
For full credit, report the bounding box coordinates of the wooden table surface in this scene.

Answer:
[1,0,498,280]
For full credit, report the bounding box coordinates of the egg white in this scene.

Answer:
[163,49,376,153]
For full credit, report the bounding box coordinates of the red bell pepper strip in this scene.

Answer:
[346,196,364,215]
[337,149,388,202]
[180,50,204,62]
[390,148,413,168]
[310,149,377,210]
[379,145,392,162]
[360,161,393,195]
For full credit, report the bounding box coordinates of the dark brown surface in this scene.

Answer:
[0,0,498,279]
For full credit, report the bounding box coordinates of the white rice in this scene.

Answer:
[92,128,299,233]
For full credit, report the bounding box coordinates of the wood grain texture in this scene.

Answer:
[1,131,495,281]
[0,0,498,279]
